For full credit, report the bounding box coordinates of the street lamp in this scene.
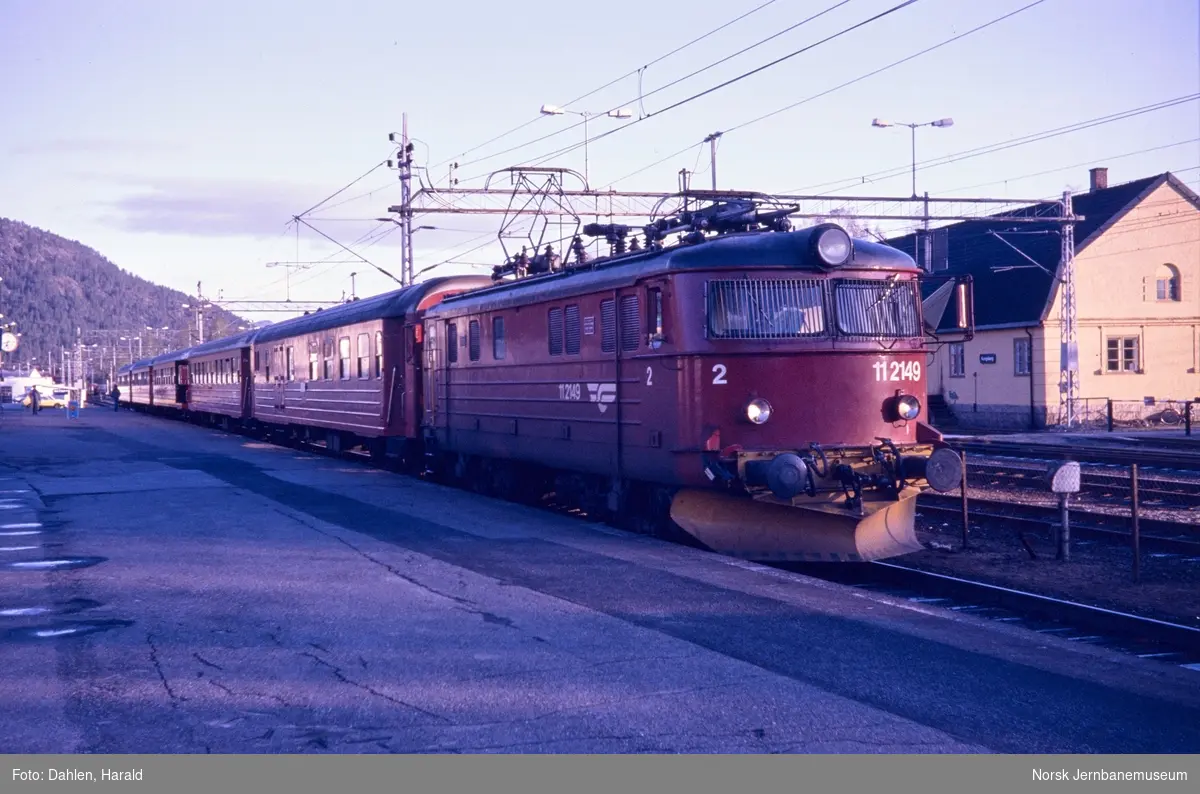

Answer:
[375,219,436,233]
[871,117,954,198]
[539,104,634,187]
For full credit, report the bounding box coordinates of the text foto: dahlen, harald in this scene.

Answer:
[12,768,144,782]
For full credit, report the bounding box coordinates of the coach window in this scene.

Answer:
[468,320,481,361]
[447,323,458,363]
[338,336,351,379]
[493,317,506,360]
[374,330,383,377]
[565,304,581,355]
[286,346,295,382]
[323,339,334,380]
[600,299,616,353]
[357,333,370,378]
[309,351,318,381]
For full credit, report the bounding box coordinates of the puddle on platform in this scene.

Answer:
[0,544,59,553]
[0,598,103,618]
[2,619,134,642]
[0,556,107,572]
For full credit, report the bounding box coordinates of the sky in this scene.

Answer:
[1,0,1198,325]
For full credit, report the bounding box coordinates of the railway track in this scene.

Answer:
[964,460,1200,508]
[951,439,1200,473]
[916,493,1200,555]
[779,561,1200,668]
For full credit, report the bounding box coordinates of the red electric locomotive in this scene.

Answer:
[421,194,972,561]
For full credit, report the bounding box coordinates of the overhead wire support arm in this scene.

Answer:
[291,216,404,286]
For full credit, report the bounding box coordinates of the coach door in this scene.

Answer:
[423,322,442,430]
[175,362,190,404]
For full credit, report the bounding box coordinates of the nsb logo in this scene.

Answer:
[587,383,617,414]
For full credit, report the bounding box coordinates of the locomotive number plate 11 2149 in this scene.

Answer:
[873,360,921,382]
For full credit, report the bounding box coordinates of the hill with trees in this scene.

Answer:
[0,217,249,374]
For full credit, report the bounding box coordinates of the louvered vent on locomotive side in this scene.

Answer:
[548,307,564,355]
[619,295,640,351]
[564,304,581,355]
[600,300,616,353]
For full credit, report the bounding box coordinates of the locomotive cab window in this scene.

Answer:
[648,288,663,338]
[833,278,921,339]
[707,279,827,338]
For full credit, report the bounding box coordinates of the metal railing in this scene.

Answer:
[1056,398,1198,434]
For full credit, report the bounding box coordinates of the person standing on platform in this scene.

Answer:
[111,385,121,412]
[29,386,41,415]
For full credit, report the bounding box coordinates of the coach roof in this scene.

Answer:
[252,276,490,344]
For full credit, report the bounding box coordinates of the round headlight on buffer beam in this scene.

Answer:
[746,398,772,424]
[814,225,852,267]
[895,394,921,421]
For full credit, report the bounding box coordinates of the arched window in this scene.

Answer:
[1156,264,1180,301]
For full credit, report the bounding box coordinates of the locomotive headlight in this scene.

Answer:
[895,394,921,421]
[815,226,852,266]
[746,398,772,424]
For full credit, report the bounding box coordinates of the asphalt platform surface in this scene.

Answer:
[2,405,1198,753]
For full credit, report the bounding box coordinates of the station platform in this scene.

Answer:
[2,406,1198,753]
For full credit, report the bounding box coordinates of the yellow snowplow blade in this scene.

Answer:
[669,486,924,562]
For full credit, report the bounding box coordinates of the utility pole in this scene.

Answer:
[703,132,722,191]
[389,115,415,287]
[350,272,357,300]
[1059,190,1078,427]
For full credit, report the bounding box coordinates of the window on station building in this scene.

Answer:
[1106,336,1139,373]
[1013,338,1031,376]
[1156,264,1181,301]
[949,342,965,378]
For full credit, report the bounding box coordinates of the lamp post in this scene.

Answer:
[871,117,954,198]
[539,104,634,188]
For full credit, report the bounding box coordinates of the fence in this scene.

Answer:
[1054,398,1199,435]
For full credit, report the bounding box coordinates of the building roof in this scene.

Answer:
[887,172,1200,329]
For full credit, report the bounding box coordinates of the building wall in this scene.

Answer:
[1043,181,1200,415]
[927,326,1052,430]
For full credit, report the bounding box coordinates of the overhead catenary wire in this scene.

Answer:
[788,93,1200,195]
[604,0,1052,189]
[454,0,918,182]
[428,0,785,172]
